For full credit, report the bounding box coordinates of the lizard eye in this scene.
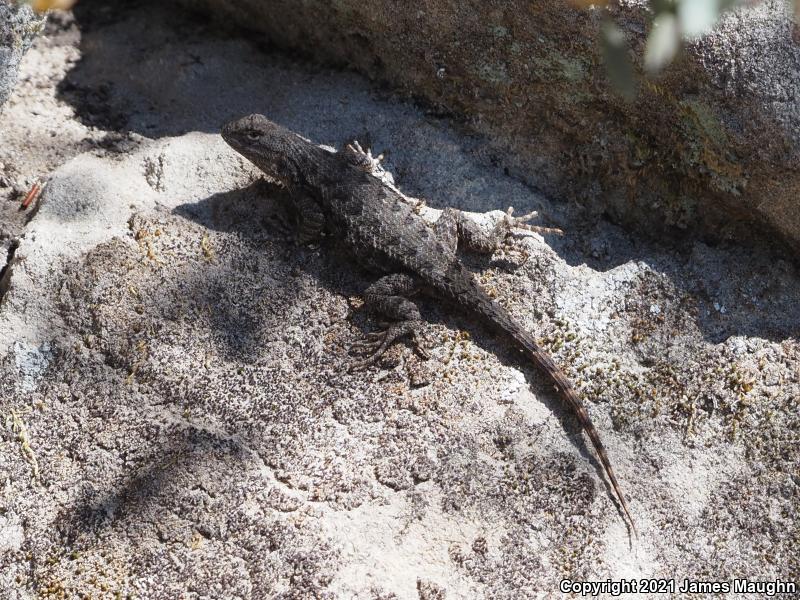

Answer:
[246,130,260,141]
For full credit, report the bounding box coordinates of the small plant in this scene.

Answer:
[574,1,798,97]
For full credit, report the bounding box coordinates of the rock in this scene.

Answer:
[0,1,45,109]
[1,127,798,598]
[0,4,798,596]
[175,0,800,257]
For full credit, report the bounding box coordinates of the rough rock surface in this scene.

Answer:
[0,1,45,108]
[177,0,800,258]
[0,2,798,598]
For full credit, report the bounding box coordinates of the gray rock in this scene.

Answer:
[0,4,797,596]
[0,128,798,598]
[0,1,45,108]
[176,0,800,257]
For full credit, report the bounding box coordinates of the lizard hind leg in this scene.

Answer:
[349,273,429,370]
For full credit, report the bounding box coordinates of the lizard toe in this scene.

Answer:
[504,206,563,235]
[348,320,427,369]
[410,328,431,360]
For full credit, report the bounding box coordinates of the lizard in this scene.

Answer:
[221,114,637,536]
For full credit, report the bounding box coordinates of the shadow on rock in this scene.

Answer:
[178,183,621,518]
[58,0,339,139]
[57,427,247,547]
[173,179,287,238]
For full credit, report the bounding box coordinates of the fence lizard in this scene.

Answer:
[222,114,636,535]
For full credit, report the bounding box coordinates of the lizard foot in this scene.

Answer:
[502,206,563,236]
[346,141,426,212]
[346,141,386,175]
[348,320,429,371]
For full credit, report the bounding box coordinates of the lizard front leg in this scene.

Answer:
[280,193,326,245]
[349,273,429,370]
[344,141,426,212]
[434,206,561,255]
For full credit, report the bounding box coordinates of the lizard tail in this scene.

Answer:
[524,337,638,539]
[469,290,637,537]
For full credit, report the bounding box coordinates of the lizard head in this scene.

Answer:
[221,114,310,183]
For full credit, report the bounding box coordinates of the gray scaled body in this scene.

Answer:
[222,114,636,535]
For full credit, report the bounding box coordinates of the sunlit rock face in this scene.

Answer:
[178,0,800,258]
[0,2,45,108]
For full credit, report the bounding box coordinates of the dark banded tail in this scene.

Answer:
[522,334,638,538]
[469,289,637,536]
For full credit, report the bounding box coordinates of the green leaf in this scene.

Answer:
[649,0,678,15]
[601,21,637,101]
[678,0,721,39]
[644,12,680,73]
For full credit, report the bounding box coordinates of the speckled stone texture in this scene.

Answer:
[0,1,45,108]
[3,129,799,599]
[0,2,797,597]
[176,0,800,258]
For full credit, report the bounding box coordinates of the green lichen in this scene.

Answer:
[5,409,39,480]
[473,60,512,86]
[681,99,728,147]
[556,56,587,83]
[529,51,588,84]
[490,25,508,38]
[678,98,747,195]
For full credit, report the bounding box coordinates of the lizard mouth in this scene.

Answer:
[220,123,264,168]
[220,121,241,148]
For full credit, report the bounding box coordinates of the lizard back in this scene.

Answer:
[222,114,637,536]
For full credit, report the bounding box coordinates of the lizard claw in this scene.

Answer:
[503,206,564,236]
[348,320,429,370]
[346,141,401,191]
[346,141,385,174]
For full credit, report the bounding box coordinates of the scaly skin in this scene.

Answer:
[222,114,636,536]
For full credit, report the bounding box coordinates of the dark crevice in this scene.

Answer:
[0,239,20,301]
